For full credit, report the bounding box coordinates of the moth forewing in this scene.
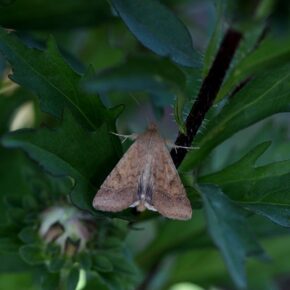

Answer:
[92,125,192,220]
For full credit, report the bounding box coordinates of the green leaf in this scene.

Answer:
[47,256,65,273]
[0,28,119,131]
[200,185,264,289]
[84,55,188,132]
[78,252,92,271]
[83,274,110,290]
[200,142,290,227]
[67,267,80,290]
[102,251,140,288]
[2,111,120,213]
[202,0,224,77]
[180,63,290,170]
[110,0,200,68]
[19,244,45,265]
[18,226,38,244]
[93,255,114,272]
[217,37,290,101]
[84,56,186,96]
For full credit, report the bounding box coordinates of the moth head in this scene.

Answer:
[147,122,158,131]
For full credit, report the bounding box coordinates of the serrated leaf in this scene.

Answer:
[180,64,290,170]
[217,37,290,101]
[200,142,290,227]
[0,28,119,131]
[19,244,45,265]
[2,111,120,213]
[110,0,200,68]
[200,185,264,289]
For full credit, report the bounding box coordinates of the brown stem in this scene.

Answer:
[170,29,242,168]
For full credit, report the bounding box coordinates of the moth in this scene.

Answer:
[93,124,192,220]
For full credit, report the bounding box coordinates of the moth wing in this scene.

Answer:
[93,187,136,212]
[151,141,192,220]
[93,138,145,212]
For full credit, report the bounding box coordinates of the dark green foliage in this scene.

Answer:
[0,1,290,290]
[110,0,200,68]
[200,143,290,227]
[2,112,120,213]
[200,185,264,289]
[181,64,290,170]
[0,28,121,131]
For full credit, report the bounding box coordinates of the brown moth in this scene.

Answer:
[93,124,192,220]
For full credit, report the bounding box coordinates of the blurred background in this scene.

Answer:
[0,0,290,290]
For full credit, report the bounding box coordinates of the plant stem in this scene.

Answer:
[170,28,242,168]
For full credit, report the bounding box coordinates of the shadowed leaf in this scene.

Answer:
[110,0,200,68]
[201,184,264,289]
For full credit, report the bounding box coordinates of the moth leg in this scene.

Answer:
[165,140,199,151]
[110,132,138,143]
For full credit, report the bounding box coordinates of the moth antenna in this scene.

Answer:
[129,93,141,106]
[110,132,138,143]
[166,141,199,151]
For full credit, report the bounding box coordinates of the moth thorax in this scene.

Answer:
[137,202,146,212]
[147,122,157,131]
